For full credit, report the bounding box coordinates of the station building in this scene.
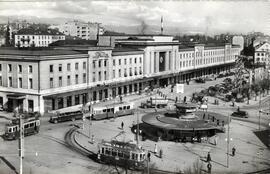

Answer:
[0,35,240,114]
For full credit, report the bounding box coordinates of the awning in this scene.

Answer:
[7,93,26,99]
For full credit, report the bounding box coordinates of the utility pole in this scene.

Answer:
[259,92,261,130]
[136,107,139,146]
[19,114,24,174]
[226,113,230,168]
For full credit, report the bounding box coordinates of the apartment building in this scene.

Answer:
[15,29,65,47]
[254,42,270,66]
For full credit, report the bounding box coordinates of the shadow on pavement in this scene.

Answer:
[253,129,269,149]
[0,156,18,174]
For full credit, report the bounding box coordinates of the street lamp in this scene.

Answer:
[225,113,232,168]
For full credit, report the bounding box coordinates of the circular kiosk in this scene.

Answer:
[141,103,227,142]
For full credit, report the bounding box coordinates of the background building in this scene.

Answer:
[15,28,65,47]
[254,42,270,66]
[56,20,104,40]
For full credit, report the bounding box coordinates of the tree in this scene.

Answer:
[5,24,10,46]
[251,83,261,101]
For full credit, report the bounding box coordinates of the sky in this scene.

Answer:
[0,0,269,35]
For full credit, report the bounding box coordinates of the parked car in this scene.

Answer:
[231,110,249,118]
[195,78,205,83]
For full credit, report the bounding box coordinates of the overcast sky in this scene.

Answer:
[0,0,269,35]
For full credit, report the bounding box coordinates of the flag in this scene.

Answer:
[161,16,164,35]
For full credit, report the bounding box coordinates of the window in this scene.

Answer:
[67,96,72,107]
[75,95,80,105]
[104,60,107,67]
[50,78,53,88]
[67,75,71,85]
[113,59,115,66]
[58,64,62,72]
[28,100,33,112]
[67,63,71,71]
[29,78,33,89]
[18,78,22,88]
[124,59,127,65]
[0,64,2,71]
[139,67,142,74]
[135,67,137,75]
[119,69,121,77]
[129,68,132,76]
[59,76,62,87]
[18,65,22,73]
[104,71,107,80]
[98,60,101,67]
[8,77,12,87]
[93,72,96,82]
[98,71,101,81]
[29,65,32,73]
[118,59,121,65]
[83,73,86,83]
[139,57,142,63]
[93,61,96,68]
[124,68,127,77]
[130,58,132,64]
[113,70,115,78]
[0,76,2,86]
[135,58,137,64]
[75,63,79,70]
[83,62,86,69]
[75,74,79,84]
[50,65,53,73]
[8,64,12,72]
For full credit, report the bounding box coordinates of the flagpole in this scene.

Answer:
[161,16,163,35]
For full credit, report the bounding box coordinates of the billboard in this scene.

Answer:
[175,84,184,93]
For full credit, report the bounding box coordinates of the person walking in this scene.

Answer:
[207,152,211,162]
[121,121,124,130]
[147,152,151,162]
[207,162,212,173]
[154,144,158,155]
[232,147,236,156]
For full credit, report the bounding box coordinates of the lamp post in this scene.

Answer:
[225,113,233,168]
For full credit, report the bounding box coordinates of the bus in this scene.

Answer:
[49,110,83,124]
[97,140,146,170]
[92,102,134,120]
[3,117,40,140]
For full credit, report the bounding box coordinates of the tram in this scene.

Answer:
[92,102,134,120]
[49,110,83,124]
[97,140,146,170]
[3,117,40,140]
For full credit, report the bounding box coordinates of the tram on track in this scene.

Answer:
[92,102,134,120]
[97,140,146,170]
[3,117,40,140]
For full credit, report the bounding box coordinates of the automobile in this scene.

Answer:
[231,110,249,118]
[195,78,205,83]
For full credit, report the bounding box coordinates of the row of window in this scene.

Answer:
[50,62,86,73]
[49,73,87,88]
[179,51,237,59]
[1,64,33,73]
[112,67,142,78]
[180,56,234,68]
[113,57,142,66]
[257,52,269,56]
[93,60,107,68]
[17,35,64,40]
[0,76,33,89]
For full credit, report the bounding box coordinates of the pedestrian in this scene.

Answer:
[159,149,163,158]
[154,144,158,154]
[232,147,236,156]
[184,96,187,103]
[203,113,205,120]
[175,97,178,103]
[207,162,212,173]
[121,121,124,130]
[147,152,151,162]
[237,106,240,112]
[207,152,211,162]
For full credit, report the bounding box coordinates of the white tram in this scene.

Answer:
[97,140,146,170]
[92,102,134,120]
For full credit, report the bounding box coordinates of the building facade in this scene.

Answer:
[57,20,104,40]
[15,33,65,47]
[254,42,270,66]
[0,35,240,114]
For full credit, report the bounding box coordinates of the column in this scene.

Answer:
[165,51,169,71]
[151,51,155,74]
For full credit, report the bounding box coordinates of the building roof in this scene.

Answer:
[0,47,84,57]
[102,33,172,37]
[17,28,64,35]
[112,47,144,56]
[49,39,97,47]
